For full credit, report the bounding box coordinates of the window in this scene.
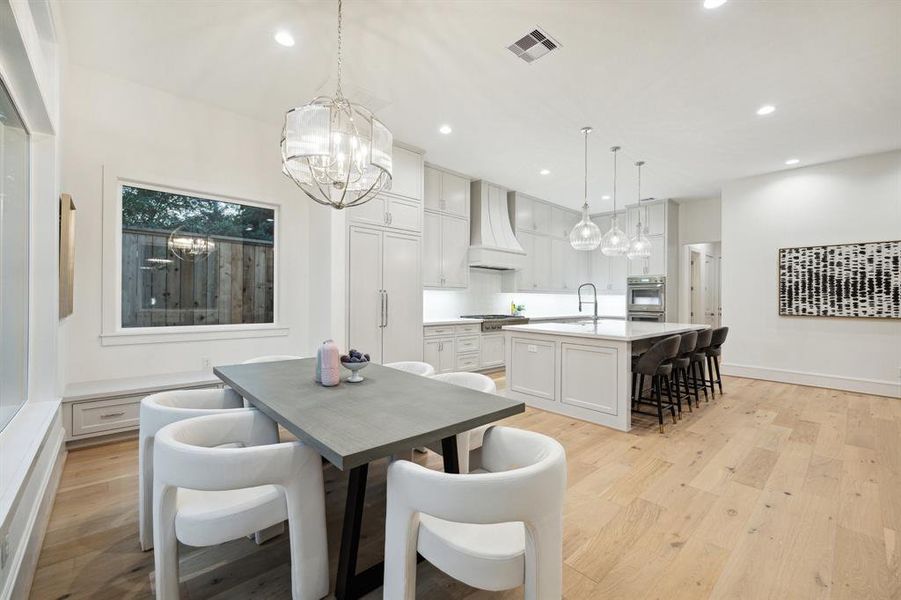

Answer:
[0,80,29,431]
[120,185,275,328]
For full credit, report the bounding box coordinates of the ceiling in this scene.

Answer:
[58,0,901,210]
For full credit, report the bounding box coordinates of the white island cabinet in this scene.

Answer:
[503,320,708,431]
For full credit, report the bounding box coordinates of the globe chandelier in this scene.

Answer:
[569,127,602,251]
[600,146,629,256]
[626,160,652,260]
[280,0,393,209]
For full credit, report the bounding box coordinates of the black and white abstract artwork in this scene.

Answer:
[778,240,900,318]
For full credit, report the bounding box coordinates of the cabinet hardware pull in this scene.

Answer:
[383,291,389,327]
[100,411,125,419]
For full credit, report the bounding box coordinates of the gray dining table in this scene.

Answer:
[214,358,524,600]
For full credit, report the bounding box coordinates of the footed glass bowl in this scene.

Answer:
[341,360,369,383]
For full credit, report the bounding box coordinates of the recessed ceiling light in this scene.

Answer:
[274,30,295,47]
[540,169,550,175]
[439,125,452,135]
[703,0,728,8]
[602,195,611,200]
[785,158,800,165]
[756,104,776,116]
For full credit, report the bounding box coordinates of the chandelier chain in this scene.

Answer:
[336,0,343,97]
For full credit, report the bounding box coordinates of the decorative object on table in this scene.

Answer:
[280,0,393,210]
[601,145,630,256]
[510,302,525,316]
[340,349,370,383]
[569,126,602,251]
[778,240,900,319]
[319,340,341,386]
[627,161,652,260]
[59,193,76,319]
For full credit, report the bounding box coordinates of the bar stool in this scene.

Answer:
[631,335,681,433]
[671,331,699,414]
[706,327,729,395]
[690,329,713,404]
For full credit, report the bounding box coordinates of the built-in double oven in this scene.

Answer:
[627,275,666,322]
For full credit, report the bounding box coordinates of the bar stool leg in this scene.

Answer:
[714,356,723,394]
[706,355,716,398]
[631,371,638,405]
[680,368,693,413]
[664,376,678,423]
[654,376,665,434]
[695,361,709,403]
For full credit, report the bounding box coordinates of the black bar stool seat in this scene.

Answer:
[631,335,681,434]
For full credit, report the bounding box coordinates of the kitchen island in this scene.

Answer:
[502,320,708,431]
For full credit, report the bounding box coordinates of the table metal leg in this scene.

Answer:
[335,463,378,600]
[441,435,460,474]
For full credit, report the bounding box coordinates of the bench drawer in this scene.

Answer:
[71,396,141,437]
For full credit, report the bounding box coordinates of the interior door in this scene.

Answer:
[422,211,442,286]
[381,231,422,364]
[690,250,703,324]
[441,215,469,287]
[347,226,384,361]
[704,254,718,327]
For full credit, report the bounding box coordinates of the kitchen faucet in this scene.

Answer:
[577,283,599,322]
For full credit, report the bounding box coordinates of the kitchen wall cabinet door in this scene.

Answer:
[533,234,552,290]
[626,235,665,277]
[390,146,424,201]
[424,167,442,212]
[552,208,577,240]
[441,215,470,288]
[517,231,536,290]
[515,195,534,232]
[550,238,568,290]
[480,333,505,368]
[566,244,587,291]
[627,202,666,237]
[442,172,470,218]
[386,196,421,232]
[531,201,551,235]
[607,254,628,291]
[381,232,423,364]
[348,227,385,362]
[423,212,442,286]
[347,195,389,228]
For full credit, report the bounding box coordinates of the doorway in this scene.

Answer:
[680,242,721,326]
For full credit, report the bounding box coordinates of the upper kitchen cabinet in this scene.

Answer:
[551,207,579,240]
[626,200,666,237]
[388,145,424,201]
[512,192,550,235]
[423,212,469,288]
[424,165,470,217]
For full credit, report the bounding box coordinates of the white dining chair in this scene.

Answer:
[242,354,306,364]
[426,372,497,473]
[152,410,329,600]
[384,426,566,599]
[384,361,436,377]
[138,388,248,551]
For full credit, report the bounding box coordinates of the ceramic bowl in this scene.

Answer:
[341,360,369,383]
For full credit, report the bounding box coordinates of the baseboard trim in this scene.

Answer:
[721,363,901,398]
[3,416,66,600]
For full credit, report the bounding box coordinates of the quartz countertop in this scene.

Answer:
[502,320,708,342]
[423,314,624,327]
[423,318,485,326]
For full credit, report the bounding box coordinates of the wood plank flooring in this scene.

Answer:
[30,375,901,599]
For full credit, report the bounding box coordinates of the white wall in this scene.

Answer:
[721,150,901,397]
[423,270,626,320]
[61,65,311,384]
[678,196,721,244]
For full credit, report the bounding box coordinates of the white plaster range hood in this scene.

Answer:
[469,180,526,270]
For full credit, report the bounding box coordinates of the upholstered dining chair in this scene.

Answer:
[384,426,566,600]
[384,361,436,377]
[152,410,329,600]
[138,388,248,551]
[426,372,497,473]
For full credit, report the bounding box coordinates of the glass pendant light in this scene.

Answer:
[281,0,393,209]
[627,160,651,260]
[570,127,602,251]
[601,146,629,256]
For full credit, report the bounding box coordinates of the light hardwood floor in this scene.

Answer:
[30,375,901,599]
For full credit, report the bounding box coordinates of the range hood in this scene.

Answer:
[469,181,526,270]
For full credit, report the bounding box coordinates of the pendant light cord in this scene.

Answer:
[636,160,644,228]
[583,130,588,208]
[611,146,621,215]
[336,0,343,98]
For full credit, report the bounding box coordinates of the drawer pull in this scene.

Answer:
[100,411,126,419]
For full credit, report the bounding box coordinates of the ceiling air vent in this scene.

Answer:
[507,27,561,64]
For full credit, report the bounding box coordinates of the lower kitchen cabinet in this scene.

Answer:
[423,336,455,373]
[480,333,505,368]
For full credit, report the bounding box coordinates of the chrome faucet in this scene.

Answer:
[577,283,599,322]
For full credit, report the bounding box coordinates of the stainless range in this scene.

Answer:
[460,314,530,332]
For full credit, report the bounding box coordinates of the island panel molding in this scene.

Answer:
[778,240,900,319]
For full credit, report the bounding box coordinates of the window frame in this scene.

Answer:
[101,167,288,346]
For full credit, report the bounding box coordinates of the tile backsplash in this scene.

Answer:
[423,270,626,320]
